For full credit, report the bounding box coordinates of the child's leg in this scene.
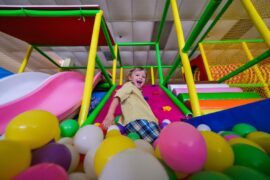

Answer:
[125,119,160,144]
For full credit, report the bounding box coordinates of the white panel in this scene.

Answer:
[162,50,177,65]
[206,20,238,40]
[165,21,193,50]
[180,0,207,19]
[133,0,156,20]
[119,51,133,66]
[0,0,6,4]
[106,0,132,20]
[134,51,147,66]
[80,0,99,5]
[154,0,182,21]
[111,22,133,51]
[148,50,158,66]
[73,51,88,66]
[55,0,81,5]
[29,0,56,5]
[133,21,154,51]
[97,51,113,66]
[3,0,31,5]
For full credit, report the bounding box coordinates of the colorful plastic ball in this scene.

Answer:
[135,139,154,154]
[60,119,79,137]
[224,165,269,180]
[232,123,257,137]
[5,110,60,149]
[94,135,136,176]
[189,171,231,180]
[73,125,104,154]
[158,122,207,173]
[158,160,178,180]
[64,144,80,173]
[162,119,171,124]
[127,132,141,140]
[107,125,120,132]
[117,123,126,134]
[99,149,169,180]
[232,144,270,176]
[220,131,241,137]
[228,137,265,152]
[197,124,211,131]
[201,131,234,171]
[69,172,89,180]
[57,137,73,145]
[223,134,241,141]
[0,140,31,180]
[84,148,98,180]
[13,163,68,180]
[31,143,71,171]
[247,131,270,155]
[160,122,169,129]
[105,129,121,138]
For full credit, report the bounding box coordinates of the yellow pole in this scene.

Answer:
[78,11,103,126]
[112,45,118,85]
[241,0,270,48]
[119,67,123,85]
[199,43,213,81]
[170,0,201,116]
[150,66,155,85]
[18,45,33,73]
[242,42,270,97]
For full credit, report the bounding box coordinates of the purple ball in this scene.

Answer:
[117,123,126,134]
[32,143,71,171]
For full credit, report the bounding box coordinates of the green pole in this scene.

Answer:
[156,0,170,42]
[218,49,270,83]
[202,39,264,44]
[189,0,233,58]
[32,46,61,68]
[83,85,117,126]
[0,9,99,17]
[117,47,123,66]
[61,66,87,70]
[117,42,156,46]
[155,43,164,84]
[96,55,113,87]
[229,83,269,88]
[159,84,192,117]
[101,17,116,59]
[183,0,222,53]
[163,55,181,85]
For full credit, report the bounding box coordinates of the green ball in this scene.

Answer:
[224,165,269,180]
[60,119,79,137]
[127,132,140,141]
[232,123,257,137]
[220,131,241,137]
[190,171,231,180]
[232,144,270,177]
[158,160,177,180]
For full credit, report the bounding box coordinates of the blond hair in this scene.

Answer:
[127,67,147,81]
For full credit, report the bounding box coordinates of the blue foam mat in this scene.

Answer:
[185,99,270,133]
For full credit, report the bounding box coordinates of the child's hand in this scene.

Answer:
[102,113,115,129]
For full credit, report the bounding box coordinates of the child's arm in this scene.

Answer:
[102,97,120,129]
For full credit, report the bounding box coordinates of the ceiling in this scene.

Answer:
[0,0,269,83]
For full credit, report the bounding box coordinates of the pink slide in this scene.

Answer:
[0,71,102,134]
[94,85,185,124]
[172,87,243,96]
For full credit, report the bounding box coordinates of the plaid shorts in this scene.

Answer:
[125,119,160,144]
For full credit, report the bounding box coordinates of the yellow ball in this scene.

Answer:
[154,146,162,159]
[105,130,121,138]
[201,131,234,171]
[94,135,136,176]
[5,110,60,149]
[228,137,265,152]
[247,131,270,155]
[0,140,31,179]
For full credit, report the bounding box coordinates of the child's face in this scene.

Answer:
[128,70,146,89]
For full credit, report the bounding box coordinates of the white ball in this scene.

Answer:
[69,172,89,180]
[135,139,154,155]
[64,144,80,173]
[107,125,120,132]
[57,137,73,145]
[197,124,211,131]
[73,125,104,154]
[84,147,98,180]
[100,149,168,180]
[162,119,171,124]
[0,134,5,140]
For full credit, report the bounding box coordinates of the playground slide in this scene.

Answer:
[94,85,186,124]
[168,83,229,91]
[172,87,243,96]
[0,67,13,79]
[0,71,103,134]
[0,72,50,106]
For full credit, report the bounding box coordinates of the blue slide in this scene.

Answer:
[0,67,13,79]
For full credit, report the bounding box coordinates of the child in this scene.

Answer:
[102,67,160,143]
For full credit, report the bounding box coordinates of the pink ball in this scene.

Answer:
[158,122,207,173]
[223,134,240,141]
[13,163,68,180]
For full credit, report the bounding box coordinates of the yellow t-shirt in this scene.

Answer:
[115,82,158,125]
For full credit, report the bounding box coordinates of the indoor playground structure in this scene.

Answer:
[0,0,270,179]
